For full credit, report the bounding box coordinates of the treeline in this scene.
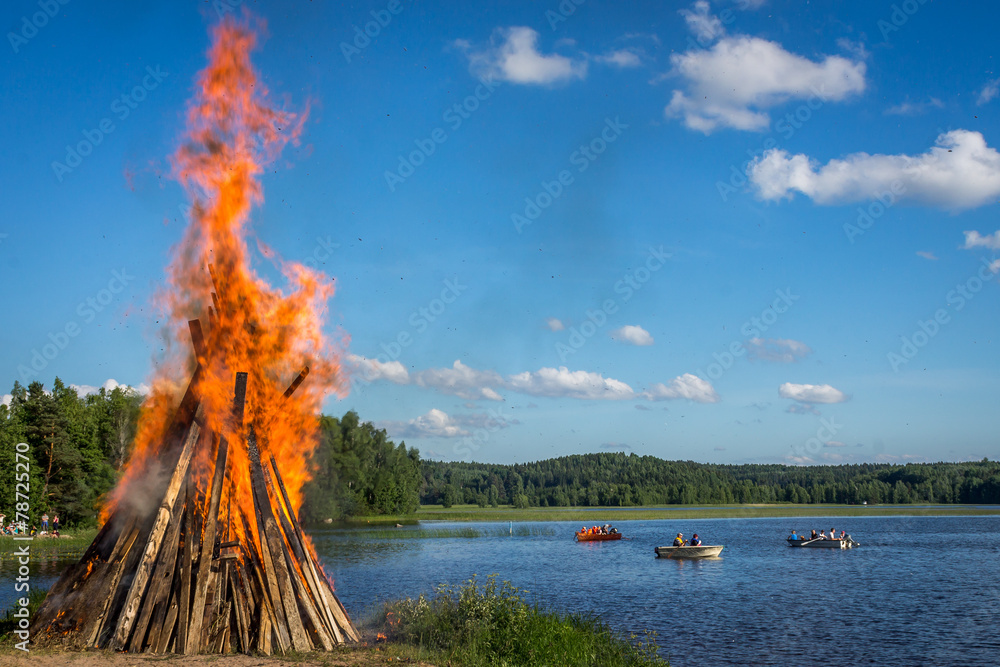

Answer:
[0,380,142,529]
[3,378,997,529]
[420,453,1000,508]
[0,379,421,527]
[299,411,422,522]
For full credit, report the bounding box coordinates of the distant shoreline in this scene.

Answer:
[335,503,1000,525]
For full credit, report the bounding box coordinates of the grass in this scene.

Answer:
[0,587,47,646]
[386,503,1000,523]
[372,575,667,667]
[0,529,97,561]
[339,525,556,540]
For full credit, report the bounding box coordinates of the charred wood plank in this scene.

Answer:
[112,420,201,650]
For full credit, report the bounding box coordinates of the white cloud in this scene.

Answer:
[460,26,587,85]
[786,403,819,416]
[546,317,566,331]
[963,229,1000,250]
[381,409,469,439]
[348,354,410,385]
[916,251,938,260]
[70,379,150,396]
[750,130,1000,210]
[745,337,811,363]
[354,357,720,407]
[506,366,634,400]
[610,325,654,346]
[884,98,943,116]
[679,1,724,42]
[665,35,865,133]
[779,382,849,404]
[1,394,11,408]
[977,78,1000,106]
[379,408,517,440]
[413,360,505,401]
[597,49,642,68]
[643,374,720,403]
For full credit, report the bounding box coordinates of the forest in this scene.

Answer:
[0,379,421,528]
[1,379,997,530]
[420,454,1000,508]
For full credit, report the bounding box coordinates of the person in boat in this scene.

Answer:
[810,529,818,540]
[790,530,799,540]
[840,530,846,540]
[830,527,837,540]
[819,530,828,539]
[689,534,702,546]
[673,533,685,547]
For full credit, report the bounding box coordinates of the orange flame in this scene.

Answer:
[104,16,344,531]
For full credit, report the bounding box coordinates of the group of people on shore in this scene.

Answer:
[790,528,846,541]
[0,511,60,537]
[580,524,618,536]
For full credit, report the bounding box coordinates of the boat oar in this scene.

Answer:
[665,540,686,558]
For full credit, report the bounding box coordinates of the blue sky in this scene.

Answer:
[2,0,999,466]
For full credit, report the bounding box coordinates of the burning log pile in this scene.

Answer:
[30,319,359,654]
[31,16,357,654]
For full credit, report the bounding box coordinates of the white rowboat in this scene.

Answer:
[654,545,724,558]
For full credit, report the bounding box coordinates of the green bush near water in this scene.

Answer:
[375,576,668,667]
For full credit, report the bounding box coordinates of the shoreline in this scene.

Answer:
[332,503,1000,525]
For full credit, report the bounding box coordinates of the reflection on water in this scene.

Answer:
[316,515,1000,666]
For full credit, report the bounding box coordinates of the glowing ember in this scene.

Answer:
[105,16,344,531]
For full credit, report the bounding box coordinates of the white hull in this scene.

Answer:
[654,545,724,558]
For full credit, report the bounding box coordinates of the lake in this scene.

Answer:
[317,515,999,666]
[3,515,997,665]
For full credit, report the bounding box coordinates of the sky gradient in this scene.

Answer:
[2,0,999,466]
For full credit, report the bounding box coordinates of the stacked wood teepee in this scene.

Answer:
[30,319,359,654]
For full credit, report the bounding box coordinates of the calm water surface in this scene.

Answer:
[2,515,995,665]
[316,516,999,666]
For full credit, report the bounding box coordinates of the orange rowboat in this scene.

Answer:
[575,531,622,542]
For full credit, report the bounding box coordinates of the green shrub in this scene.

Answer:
[376,575,667,667]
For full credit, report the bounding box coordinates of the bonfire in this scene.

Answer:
[29,16,357,654]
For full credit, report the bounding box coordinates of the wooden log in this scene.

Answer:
[112,421,202,650]
[282,366,309,399]
[247,427,311,652]
[129,476,190,652]
[268,454,352,643]
[177,487,197,652]
[186,372,246,653]
[239,510,289,653]
[152,565,182,653]
[263,462,333,649]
